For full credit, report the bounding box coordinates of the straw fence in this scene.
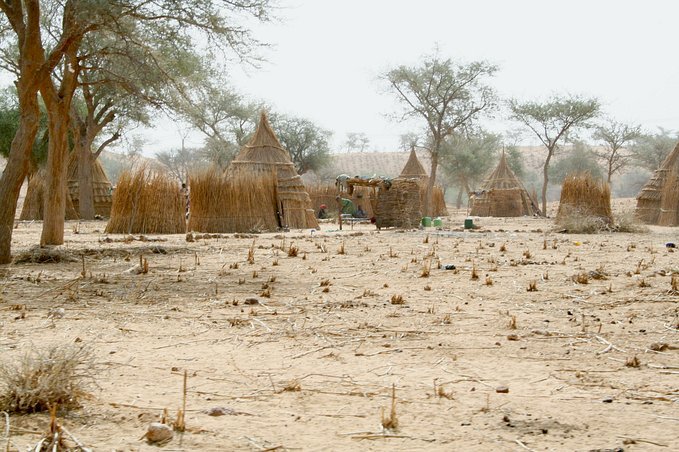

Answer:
[105,168,186,234]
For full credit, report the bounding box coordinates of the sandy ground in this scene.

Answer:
[0,199,678,451]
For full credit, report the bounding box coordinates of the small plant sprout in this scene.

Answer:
[247,239,256,264]
[420,259,431,278]
[390,294,404,305]
[527,280,538,292]
[471,262,479,280]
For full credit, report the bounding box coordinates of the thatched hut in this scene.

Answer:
[636,141,679,226]
[375,178,422,229]
[67,152,113,217]
[469,152,539,217]
[189,113,318,233]
[105,167,186,234]
[19,169,79,221]
[556,173,612,226]
[398,148,448,217]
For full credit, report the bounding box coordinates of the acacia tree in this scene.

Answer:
[629,127,677,172]
[383,53,497,215]
[344,132,370,153]
[177,82,261,169]
[592,118,641,183]
[439,130,500,208]
[269,113,332,175]
[508,95,600,215]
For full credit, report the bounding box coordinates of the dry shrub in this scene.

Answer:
[0,344,95,414]
[527,280,538,292]
[381,384,398,431]
[390,294,404,305]
[613,211,649,233]
[13,246,79,264]
[556,206,612,234]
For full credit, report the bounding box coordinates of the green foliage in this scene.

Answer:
[549,141,603,184]
[504,145,525,179]
[629,127,677,172]
[0,88,48,168]
[269,113,332,175]
[440,130,501,191]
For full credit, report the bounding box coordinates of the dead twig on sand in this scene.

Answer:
[515,439,534,451]
[595,335,626,354]
[617,436,668,447]
[291,338,364,359]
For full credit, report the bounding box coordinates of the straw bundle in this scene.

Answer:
[375,178,422,229]
[556,173,612,226]
[188,167,279,233]
[105,167,186,234]
[19,170,79,221]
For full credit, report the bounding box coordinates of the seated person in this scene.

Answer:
[354,205,367,218]
[335,196,355,216]
[317,204,328,219]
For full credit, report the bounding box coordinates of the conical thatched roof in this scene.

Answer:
[193,112,318,232]
[636,141,679,225]
[233,112,290,165]
[469,152,539,217]
[399,148,428,179]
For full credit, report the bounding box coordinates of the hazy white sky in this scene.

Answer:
[144,0,679,153]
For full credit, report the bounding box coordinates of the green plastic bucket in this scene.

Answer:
[433,217,443,227]
[421,216,432,227]
[464,218,474,229]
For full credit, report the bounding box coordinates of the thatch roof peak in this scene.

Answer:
[480,152,522,191]
[399,148,428,178]
[233,111,291,164]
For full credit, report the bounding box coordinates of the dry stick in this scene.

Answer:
[2,411,9,452]
[515,439,534,451]
[617,436,668,447]
[60,425,91,452]
[291,338,364,359]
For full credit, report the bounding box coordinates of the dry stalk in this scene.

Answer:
[485,275,493,286]
[507,314,517,330]
[390,294,404,305]
[381,384,398,431]
[247,239,256,264]
[527,280,538,292]
[337,240,346,255]
[420,259,431,278]
[625,356,640,368]
[173,370,187,432]
[471,262,479,280]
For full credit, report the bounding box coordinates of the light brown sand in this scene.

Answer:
[1,199,677,451]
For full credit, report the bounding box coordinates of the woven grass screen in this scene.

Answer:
[105,168,186,234]
[556,173,612,226]
[188,167,280,233]
[375,178,422,229]
[67,152,113,217]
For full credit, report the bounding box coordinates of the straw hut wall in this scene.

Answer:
[635,141,679,225]
[189,167,280,233]
[19,169,79,221]
[67,152,113,217]
[220,112,319,230]
[469,153,537,217]
[398,148,448,217]
[375,178,422,229]
[556,173,612,225]
[105,168,186,234]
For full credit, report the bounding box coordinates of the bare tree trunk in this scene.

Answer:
[0,89,39,263]
[455,186,464,209]
[541,149,553,216]
[425,146,439,217]
[40,103,70,246]
[76,138,95,219]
